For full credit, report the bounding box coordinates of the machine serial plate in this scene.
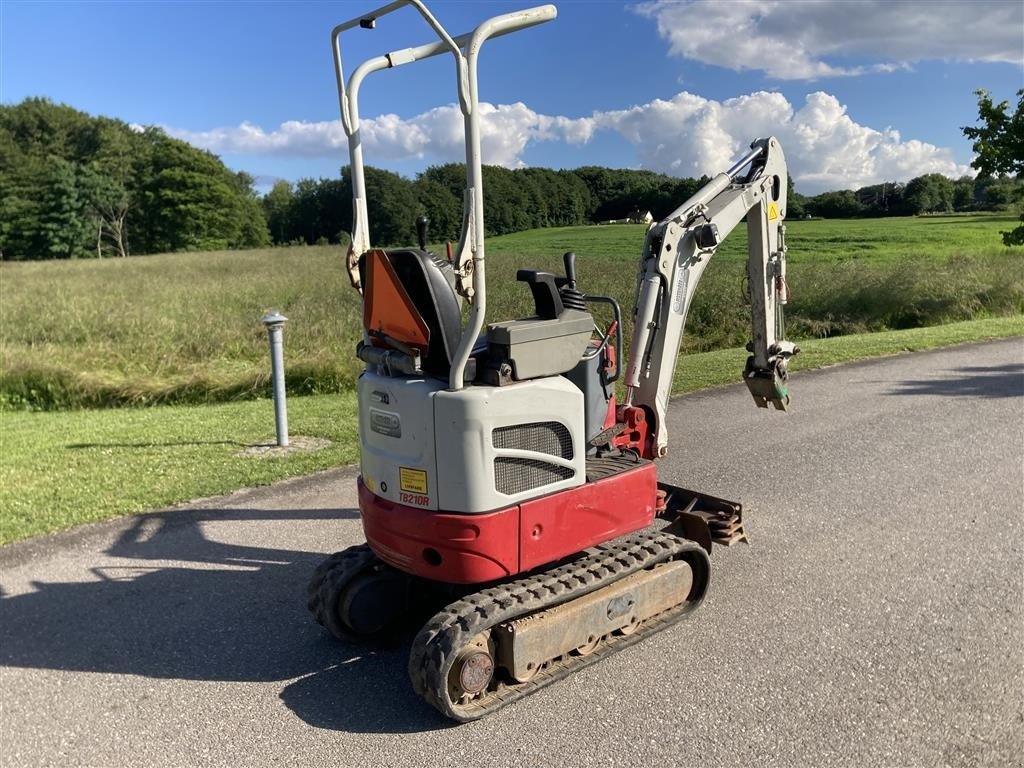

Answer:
[369,408,401,437]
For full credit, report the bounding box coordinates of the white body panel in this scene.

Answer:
[358,371,586,514]
[358,371,446,510]
[434,376,586,512]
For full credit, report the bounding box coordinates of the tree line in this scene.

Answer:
[1,98,268,260]
[261,163,714,248]
[265,167,1023,248]
[795,173,1022,220]
[2,95,1021,260]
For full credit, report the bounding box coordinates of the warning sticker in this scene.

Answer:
[767,202,780,221]
[399,467,428,494]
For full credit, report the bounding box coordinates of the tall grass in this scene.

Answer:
[1,246,363,408]
[2,215,1022,410]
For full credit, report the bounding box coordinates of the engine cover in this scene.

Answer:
[357,371,586,514]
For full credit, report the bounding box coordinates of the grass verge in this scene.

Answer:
[1,393,359,544]
[671,315,1024,393]
[3,215,1021,409]
[2,315,1021,545]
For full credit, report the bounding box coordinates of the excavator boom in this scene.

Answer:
[623,137,798,457]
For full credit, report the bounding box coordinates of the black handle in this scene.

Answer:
[416,215,429,251]
[563,251,577,289]
[516,270,564,319]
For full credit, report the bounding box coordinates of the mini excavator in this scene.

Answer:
[309,1,799,722]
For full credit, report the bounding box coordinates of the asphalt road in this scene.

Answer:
[2,339,1022,768]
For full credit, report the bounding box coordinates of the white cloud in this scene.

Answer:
[636,0,1023,80]
[166,90,972,194]
[168,119,346,156]
[165,102,593,168]
[594,90,973,192]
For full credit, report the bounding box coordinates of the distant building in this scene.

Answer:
[599,209,655,226]
[628,208,654,224]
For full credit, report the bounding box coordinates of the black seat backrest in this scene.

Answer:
[359,249,462,377]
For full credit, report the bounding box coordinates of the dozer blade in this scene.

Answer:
[658,481,748,548]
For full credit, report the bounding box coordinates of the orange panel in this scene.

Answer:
[363,249,430,350]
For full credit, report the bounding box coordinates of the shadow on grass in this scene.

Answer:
[66,440,249,449]
[0,506,447,734]
[888,362,1024,399]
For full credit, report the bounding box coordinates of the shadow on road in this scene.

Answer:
[0,507,447,734]
[889,363,1024,399]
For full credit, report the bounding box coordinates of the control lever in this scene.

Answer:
[416,215,429,251]
[563,251,577,289]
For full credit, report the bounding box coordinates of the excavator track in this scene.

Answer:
[307,545,380,639]
[408,529,710,722]
[307,544,429,642]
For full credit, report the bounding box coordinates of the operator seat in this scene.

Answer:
[359,248,463,378]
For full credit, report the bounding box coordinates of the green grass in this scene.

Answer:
[2,214,1022,410]
[671,315,1024,393]
[2,316,1021,545]
[0,393,360,544]
[0,245,363,409]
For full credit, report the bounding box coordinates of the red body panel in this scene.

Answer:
[357,463,658,585]
[519,462,657,571]
[612,404,656,459]
[358,479,520,583]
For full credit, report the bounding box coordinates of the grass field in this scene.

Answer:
[3,316,1021,545]
[2,214,1022,410]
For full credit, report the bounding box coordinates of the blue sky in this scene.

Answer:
[2,1,1021,194]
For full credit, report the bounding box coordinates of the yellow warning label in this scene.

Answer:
[399,467,428,494]
[768,202,780,221]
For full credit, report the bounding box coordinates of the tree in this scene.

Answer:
[263,180,294,243]
[229,171,271,249]
[903,174,954,215]
[785,174,806,218]
[481,165,532,235]
[413,177,461,243]
[39,157,90,258]
[854,181,905,215]
[80,166,131,257]
[952,176,975,211]
[962,88,1024,245]
[804,190,864,218]
[0,99,270,259]
[970,174,1024,212]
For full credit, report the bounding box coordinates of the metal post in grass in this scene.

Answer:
[261,310,289,447]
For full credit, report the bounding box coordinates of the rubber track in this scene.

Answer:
[408,530,710,722]
[306,544,380,641]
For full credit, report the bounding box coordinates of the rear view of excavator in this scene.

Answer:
[308,1,799,721]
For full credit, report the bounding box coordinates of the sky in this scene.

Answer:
[2,0,1022,195]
